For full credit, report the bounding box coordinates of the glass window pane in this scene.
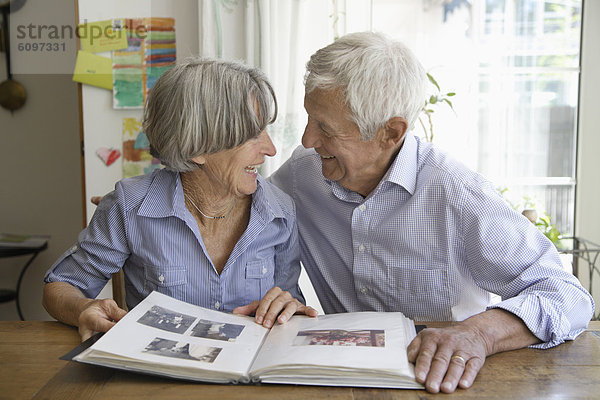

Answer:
[369,0,582,236]
[499,184,575,236]
[477,71,578,179]
[485,0,507,35]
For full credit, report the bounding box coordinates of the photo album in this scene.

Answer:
[71,291,424,389]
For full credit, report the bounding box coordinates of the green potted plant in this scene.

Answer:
[418,73,456,142]
[498,187,564,249]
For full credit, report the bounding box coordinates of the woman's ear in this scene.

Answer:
[378,117,408,149]
[191,155,206,166]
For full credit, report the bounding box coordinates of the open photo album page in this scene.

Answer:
[249,311,420,387]
[74,291,269,383]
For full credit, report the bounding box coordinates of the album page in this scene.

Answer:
[249,311,423,388]
[74,291,269,383]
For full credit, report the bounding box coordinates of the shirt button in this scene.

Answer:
[358,244,366,252]
[158,274,165,282]
[360,287,368,294]
[262,267,267,275]
[214,302,221,309]
[358,204,366,211]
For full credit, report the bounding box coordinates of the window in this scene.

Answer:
[361,0,582,235]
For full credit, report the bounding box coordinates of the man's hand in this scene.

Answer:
[78,298,128,341]
[407,323,488,393]
[233,286,318,328]
[407,309,540,393]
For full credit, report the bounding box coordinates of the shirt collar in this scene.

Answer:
[383,131,418,195]
[138,169,185,218]
[137,169,285,222]
[252,174,287,222]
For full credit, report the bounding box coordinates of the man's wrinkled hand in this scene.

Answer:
[233,286,318,328]
[77,298,127,341]
[407,323,489,393]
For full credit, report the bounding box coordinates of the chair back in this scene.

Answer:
[111,270,128,311]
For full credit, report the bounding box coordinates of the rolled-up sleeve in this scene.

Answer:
[462,183,594,348]
[44,187,130,299]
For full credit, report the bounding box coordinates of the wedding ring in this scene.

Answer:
[451,355,466,364]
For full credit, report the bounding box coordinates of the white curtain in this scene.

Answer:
[199,0,332,175]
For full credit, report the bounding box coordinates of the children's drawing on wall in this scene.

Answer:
[113,18,176,109]
[122,117,161,178]
[96,147,121,166]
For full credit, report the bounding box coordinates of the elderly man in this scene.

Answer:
[266,32,594,393]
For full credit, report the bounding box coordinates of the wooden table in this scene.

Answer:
[1,321,599,399]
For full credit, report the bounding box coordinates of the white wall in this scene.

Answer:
[575,0,600,311]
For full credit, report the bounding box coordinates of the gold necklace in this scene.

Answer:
[184,193,237,220]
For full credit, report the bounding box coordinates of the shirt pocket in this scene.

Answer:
[388,265,451,321]
[143,265,187,300]
[244,257,275,304]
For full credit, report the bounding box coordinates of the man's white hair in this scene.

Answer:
[305,31,427,140]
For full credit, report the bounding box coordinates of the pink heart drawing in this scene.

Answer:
[96,147,121,166]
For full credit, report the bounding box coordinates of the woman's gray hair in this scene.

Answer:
[143,57,278,171]
[305,31,427,140]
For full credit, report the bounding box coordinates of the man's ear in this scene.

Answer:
[378,117,408,149]
[191,155,206,165]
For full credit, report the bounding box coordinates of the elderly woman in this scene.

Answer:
[42,58,317,341]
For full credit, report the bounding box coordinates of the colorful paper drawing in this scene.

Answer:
[113,18,176,109]
[79,19,128,53]
[122,117,162,178]
[96,147,121,166]
[72,51,113,90]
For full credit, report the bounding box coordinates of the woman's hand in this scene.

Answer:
[43,282,128,342]
[233,286,318,328]
[77,298,128,341]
